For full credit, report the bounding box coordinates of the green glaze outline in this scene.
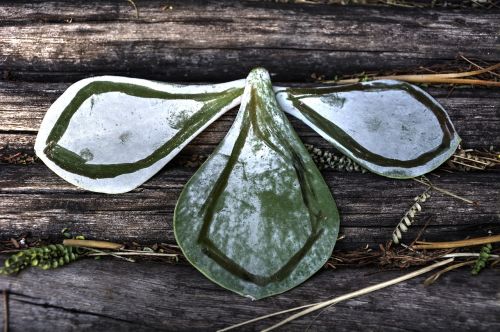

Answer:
[281,82,456,168]
[43,81,243,179]
[197,87,326,286]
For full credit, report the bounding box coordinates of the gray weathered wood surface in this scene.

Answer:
[0,0,499,82]
[1,259,499,331]
[1,1,499,331]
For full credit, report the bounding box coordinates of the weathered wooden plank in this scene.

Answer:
[0,1,498,82]
[0,1,498,331]
[1,294,145,332]
[0,81,499,151]
[1,163,498,249]
[0,258,498,331]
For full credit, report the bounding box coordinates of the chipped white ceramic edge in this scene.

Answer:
[273,80,461,178]
[35,76,246,194]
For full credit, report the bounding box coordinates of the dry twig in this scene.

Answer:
[219,259,454,332]
[63,239,124,250]
[413,177,476,205]
[322,63,500,87]
[126,0,139,18]
[424,261,475,286]
[412,235,500,250]
[446,148,500,171]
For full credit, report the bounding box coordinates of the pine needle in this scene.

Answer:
[86,248,136,263]
[424,261,475,286]
[217,303,316,332]
[459,55,500,78]
[412,177,476,205]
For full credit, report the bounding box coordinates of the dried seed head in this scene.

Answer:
[0,244,83,275]
[391,190,431,245]
[305,144,365,173]
[403,216,412,226]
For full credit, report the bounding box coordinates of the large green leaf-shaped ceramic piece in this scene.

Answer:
[174,68,340,300]
[275,80,461,178]
[35,76,245,193]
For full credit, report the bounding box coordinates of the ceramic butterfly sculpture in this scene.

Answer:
[35,68,460,299]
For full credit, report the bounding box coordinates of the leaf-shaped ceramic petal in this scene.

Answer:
[174,68,339,300]
[35,76,244,193]
[275,80,460,178]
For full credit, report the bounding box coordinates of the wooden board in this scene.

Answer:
[1,83,499,151]
[1,165,499,250]
[0,1,498,82]
[1,259,499,331]
[0,1,499,331]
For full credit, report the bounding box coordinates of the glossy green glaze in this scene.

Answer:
[174,68,339,299]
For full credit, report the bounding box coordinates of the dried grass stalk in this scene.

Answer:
[219,259,454,332]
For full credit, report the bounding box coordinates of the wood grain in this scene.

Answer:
[1,82,499,153]
[1,164,498,250]
[0,258,499,331]
[0,1,499,330]
[0,1,498,82]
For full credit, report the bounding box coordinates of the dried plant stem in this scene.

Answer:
[127,0,139,18]
[0,250,21,254]
[262,258,454,332]
[63,239,124,250]
[221,259,453,332]
[217,304,316,332]
[449,160,485,170]
[323,63,500,86]
[87,251,179,258]
[452,154,491,165]
[2,289,7,332]
[85,248,135,263]
[328,77,500,86]
[385,78,498,86]
[412,235,500,250]
[443,253,499,259]
[447,148,500,172]
[478,156,500,163]
[332,63,498,81]
[424,261,475,286]
[412,178,475,205]
[460,55,500,78]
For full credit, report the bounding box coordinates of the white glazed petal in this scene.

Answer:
[35,76,245,193]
